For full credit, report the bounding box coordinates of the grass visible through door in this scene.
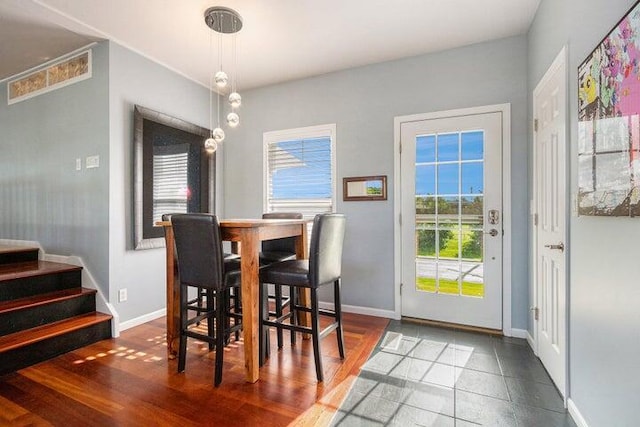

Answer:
[416,276,484,297]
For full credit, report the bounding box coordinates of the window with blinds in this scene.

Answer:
[264,124,336,219]
[152,149,189,224]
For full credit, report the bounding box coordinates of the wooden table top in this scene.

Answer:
[156,218,308,228]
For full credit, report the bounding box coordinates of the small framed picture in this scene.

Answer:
[343,175,387,201]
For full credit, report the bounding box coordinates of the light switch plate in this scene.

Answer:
[86,155,100,169]
[75,158,82,171]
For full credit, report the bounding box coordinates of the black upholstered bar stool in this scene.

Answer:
[260,213,346,381]
[260,212,303,349]
[171,213,243,387]
[163,213,239,323]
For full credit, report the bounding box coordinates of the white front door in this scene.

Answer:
[533,48,567,396]
[400,108,504,329]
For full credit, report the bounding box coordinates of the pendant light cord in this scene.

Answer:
[232,21,237,95]
[217,11,222,128]
[209,31,214,137]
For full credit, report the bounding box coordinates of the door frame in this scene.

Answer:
[393,104,512,334]
[531,46,569,399]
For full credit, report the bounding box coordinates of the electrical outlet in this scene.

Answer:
[86,155,100,169]
[118,288,128,302]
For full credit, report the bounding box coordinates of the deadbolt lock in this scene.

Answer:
[488,209,500,225]
[544,242,565,252]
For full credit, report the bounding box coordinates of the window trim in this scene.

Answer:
[7,49,93,105]
[263,123,337,214]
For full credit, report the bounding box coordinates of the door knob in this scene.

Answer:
[544,242,565,252]
[484,229,499,237]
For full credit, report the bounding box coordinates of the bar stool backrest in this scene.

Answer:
[308,214,346,287]
[172,213,224,290]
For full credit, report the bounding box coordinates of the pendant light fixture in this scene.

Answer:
[204,6,243,154]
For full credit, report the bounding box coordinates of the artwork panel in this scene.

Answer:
[594,151,631,192]
[578,0,640,216]
[631,114,640,152]
[578,191,595,216]
[605,5,640,118]
[592,189,630,216]
[594,116,630,152]
[629,185,640,216]
[578,54,600,121]
[578,120,594,155]
[578,155,595,193]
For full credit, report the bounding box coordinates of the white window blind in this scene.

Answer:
[153,150,189,223]
[264,125,336,220]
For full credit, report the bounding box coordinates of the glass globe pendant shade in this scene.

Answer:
[229,92,242,108]
[204,137,218,154]
[227,112,239,128]
[214,71,228,88]
[212,127,225,143]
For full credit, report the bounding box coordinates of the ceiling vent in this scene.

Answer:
[7,50,92,105]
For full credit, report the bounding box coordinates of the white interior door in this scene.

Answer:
[400,110,503,329]
[533,48,567,396]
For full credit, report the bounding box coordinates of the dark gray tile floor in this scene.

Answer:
[331,320,576,427]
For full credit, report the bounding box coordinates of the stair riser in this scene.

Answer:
[0,294,96,337]
[0,270,81,302]
[0,249,39,266]
[0,320,111,376]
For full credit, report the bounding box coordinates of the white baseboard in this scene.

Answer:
[319,301,396,319]
[119,308,166,332]
[568,398,589,427]
[508,328,528,339]
[526,331,536,351]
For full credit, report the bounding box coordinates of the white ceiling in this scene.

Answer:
[0,0,540,89]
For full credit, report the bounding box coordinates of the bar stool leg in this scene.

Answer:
[275,285,284,349]
[259,282,270,365]
[214,289,225,387]
[178,283,188,373]
[334,279,345,359]
[290,286,297,346]
[310,288,323,382]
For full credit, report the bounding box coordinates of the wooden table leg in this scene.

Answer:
[294,224,311,338]
[240,229,260,383]
[164,225,180,359]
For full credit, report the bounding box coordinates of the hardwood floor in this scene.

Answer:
[0,313,387,426]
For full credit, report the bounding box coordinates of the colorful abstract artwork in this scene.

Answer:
[578,1,640,216]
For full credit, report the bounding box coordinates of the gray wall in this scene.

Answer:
[0,42,110,291]
[225,36,530,328]
[528,0,640,425]
[107,41,213,322]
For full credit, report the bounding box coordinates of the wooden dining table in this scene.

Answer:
[158,218,309,383]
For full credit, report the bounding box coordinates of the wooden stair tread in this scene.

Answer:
[0,261,82,282]
[0,245,39,255]
[0,312,112,353]
[0,287,97,314]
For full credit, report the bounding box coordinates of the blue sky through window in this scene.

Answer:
[270,137,332,199]
[415,131,484,196]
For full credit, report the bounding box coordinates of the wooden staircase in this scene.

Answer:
[0,245,112,375]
